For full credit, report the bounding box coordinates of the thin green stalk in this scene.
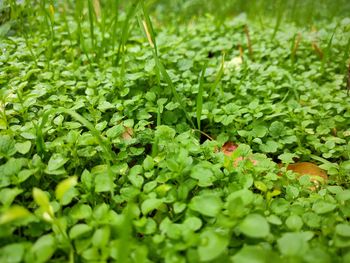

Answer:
[87,0,96,54]
[209,53,225,97]
[40,0,55,65]
[74,0,92,65]
[140,2,194,128]
[111,0,120,52]
[271,0,284,40]
[196,62,207,130]
[321,24,338,74]
[290,32,301,68]
[114,0,140,67]
[342,37,350,73]
[20,16,38,67]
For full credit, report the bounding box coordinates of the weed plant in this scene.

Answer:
[0,0,350,262]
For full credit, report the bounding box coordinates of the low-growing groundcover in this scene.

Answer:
[1,0,350,262]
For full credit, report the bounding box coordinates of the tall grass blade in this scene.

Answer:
[87,0,96,52]
[209,53,225,97]
[271,0,284,40]
[140,3,194,128]
[114,0,140,67]
[321,24,338,74]
[196,62,207,130]
[342,37,350,72]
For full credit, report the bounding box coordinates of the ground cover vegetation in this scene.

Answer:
[0,0,350,262]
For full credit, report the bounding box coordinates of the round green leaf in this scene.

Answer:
[277,233,309,256]
[335,224,350,237]
[286,215,303,231]
[312,200,336,214]
[231,245,268,263]
[189,194,223,217]
[30,234,56,263]
[239,214,270,238]
[198,229,228,261]
[0,243,26,263]
[141,198,162,215]
[183,217,202,231]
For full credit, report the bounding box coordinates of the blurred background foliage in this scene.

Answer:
[150,0,350,25]
[1,0,350,26]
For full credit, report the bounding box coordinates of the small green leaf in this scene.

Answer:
[0,205,31,224]
[190,165,216,187]
[0,242,26,263]
[0,135,16,158]
[30,234,56,263]
[278,153,298,164]
[92,226,111,248]
[32,188,54,221]
[267,215,282,225]
[69,224,93,239]
[173,202,186,214]
[189,194,222,217]
[270,121,284,138]
[231,245,268,263]
[254,181,267,192]
[286,215,303,231]
[141,198,162,215]
[0,188,23,207]
[33,188,50,209]
[252,125,268,138]
[106,125,124,138]
[155,125,176,140]
[15,141,32,155]
[312,200,336,214]
[95,172,114,193]
[335,224,350,237]
[259,140,279,153]
[47,154,69,171]
[239,214,270,238]
[143,155,154,171]
[55,176,78,202]
[183,217,202,231]
[70,204,92,220]
[198,229,228,261]
[277,232,310,256]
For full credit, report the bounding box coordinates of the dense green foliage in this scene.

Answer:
[0,0,350,262]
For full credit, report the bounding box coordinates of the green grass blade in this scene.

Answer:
[321,24,338,74]
[114,0,141,67]
[87,0,96,53]
[37,108,115,163]
[209,53,225,97]
[140,3,194,128]
[154,58,194,127]
[196,62,207,130]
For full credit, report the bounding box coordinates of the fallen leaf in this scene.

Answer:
[221,141,238,156]
[286,162,328,183]
[122,127,134,140]
[221,142,257,167]
[279,162,328,190]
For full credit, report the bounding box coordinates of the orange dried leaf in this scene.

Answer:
[221,142,238,156]
[122,127,133,140]
[286,162,328,183]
